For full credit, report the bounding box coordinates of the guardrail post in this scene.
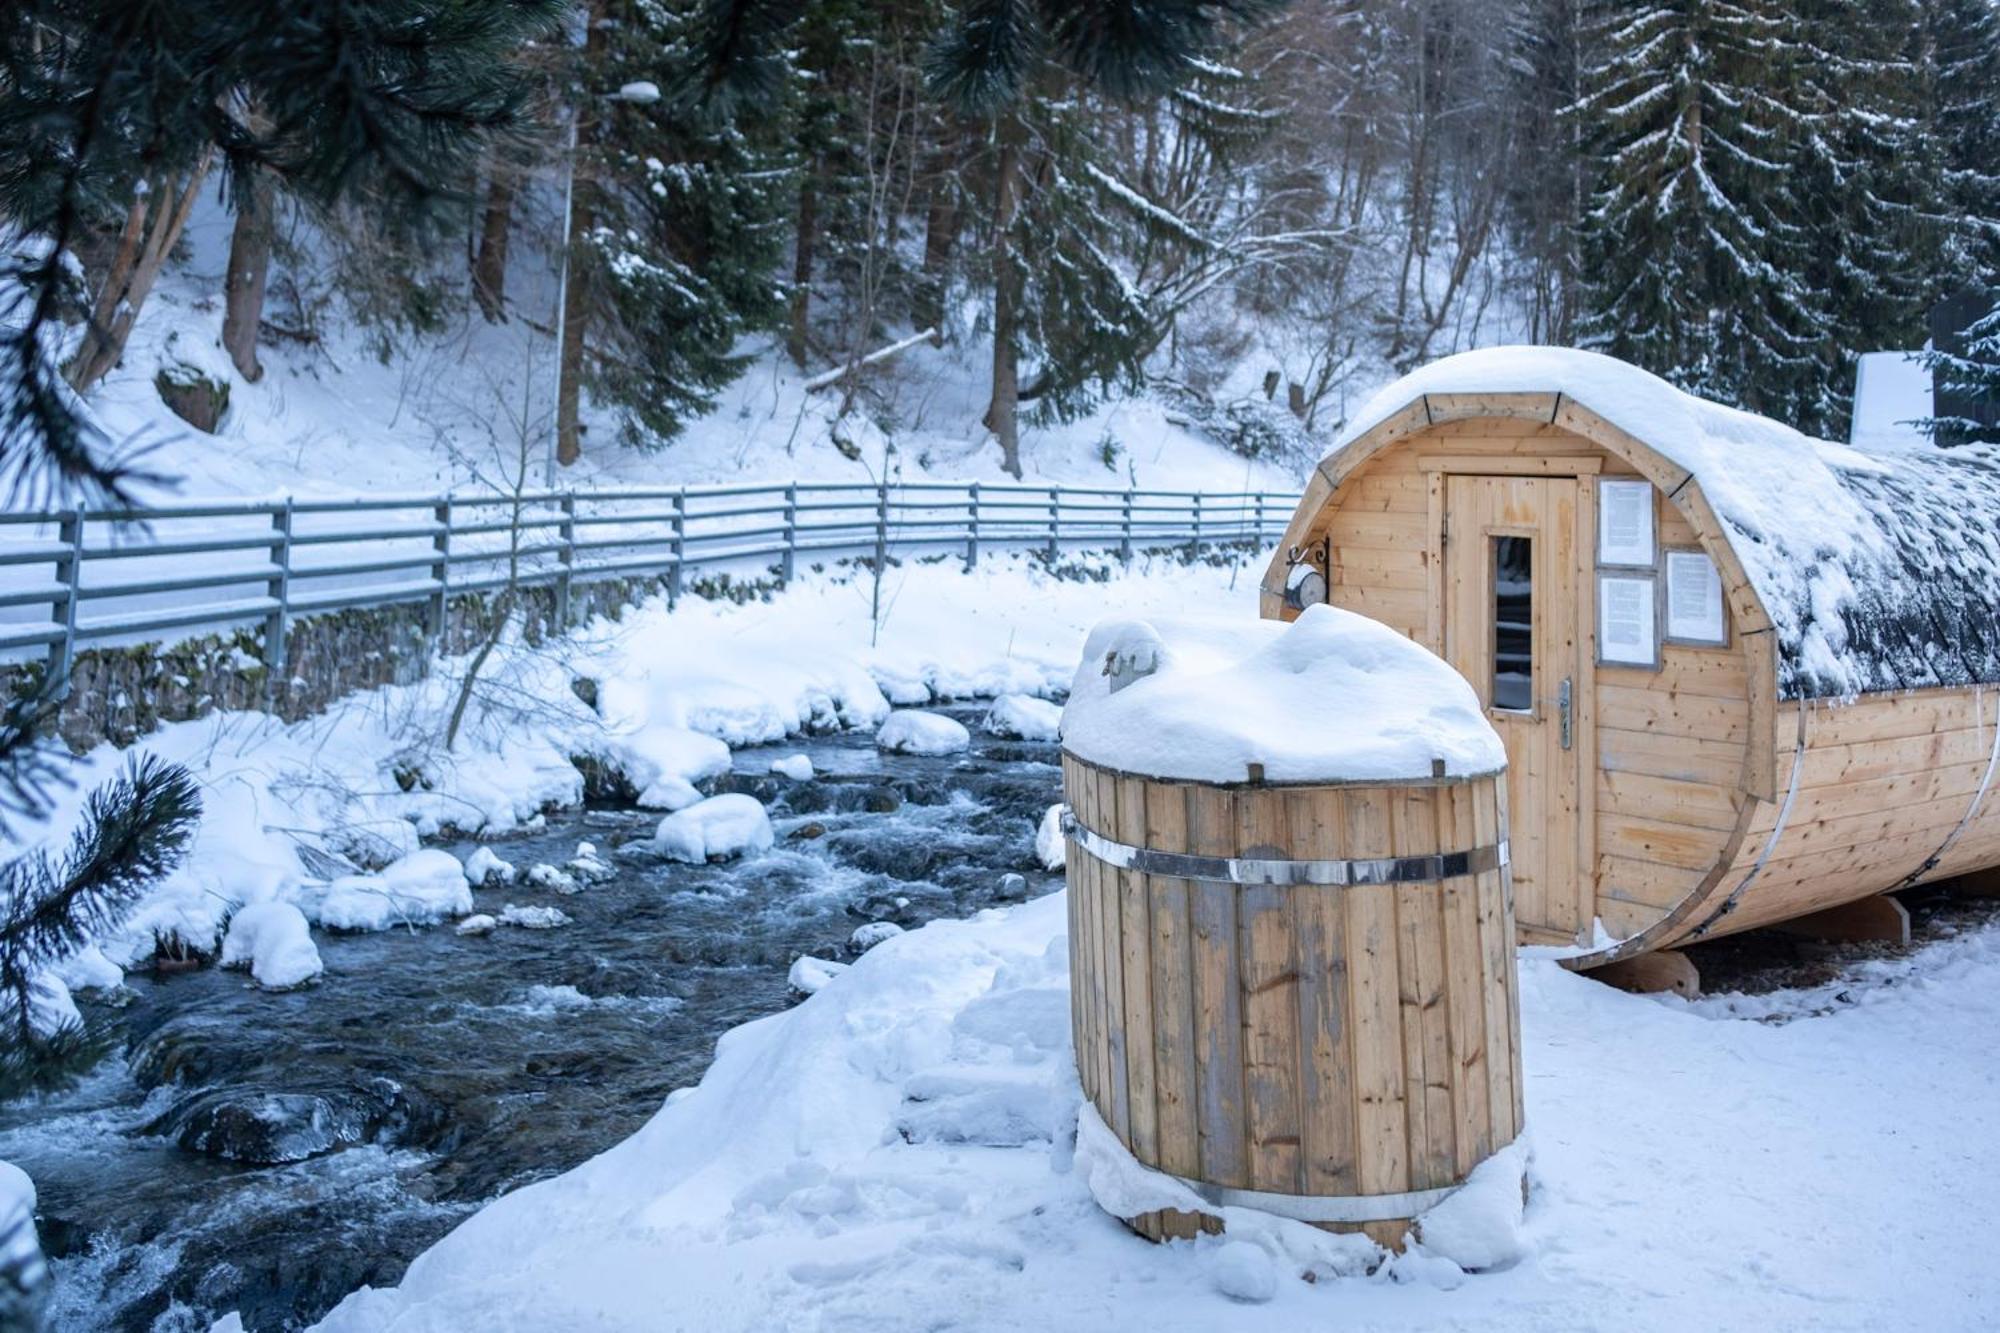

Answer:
[1046,487,1060,559]
[263,499,293,710]
[1253,491,1266,541]
[873,479,889,574]
[1120,488,1134,563]
[46,508,82,694]
[1191,492,1204,556]
[556,492,577,629]
[428,499,452,641]
[781,483,798,587]
[668,489,685,608]
[966,482,980,570]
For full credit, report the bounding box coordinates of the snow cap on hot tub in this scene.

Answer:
[1061,605,1505,785]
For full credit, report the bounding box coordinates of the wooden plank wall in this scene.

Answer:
[1063,756,1521,1246]
[1668,686,2000,943]
[1308,420,1752,945]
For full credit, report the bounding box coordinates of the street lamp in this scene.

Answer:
[547,78,663,485]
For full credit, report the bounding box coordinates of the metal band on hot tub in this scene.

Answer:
[1060,808,1509,887]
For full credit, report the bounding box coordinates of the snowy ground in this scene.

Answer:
[299,889,2000,1333]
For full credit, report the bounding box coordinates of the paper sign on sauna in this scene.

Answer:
[1597,479,1655,567]
[1598,574,1656,666]
[1666,550,1726,644]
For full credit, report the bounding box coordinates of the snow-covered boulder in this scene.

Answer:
[526,863,580,895]
[876,710,970,756]
[787,954,848,995]
[498,904,571,930]
[315,848,472,931]
[54,944,124,994]
[1035,804,1066,871]
[770,754,814,781]
[220,902,324,990]
[463,846,516,887]
[568,842,615,883]
[455,914,498,937]
[983,695,1061,742]
[849,921,904,953]
[655,794,775,863]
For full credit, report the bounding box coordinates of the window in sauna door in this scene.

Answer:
[1492,535,1533,711]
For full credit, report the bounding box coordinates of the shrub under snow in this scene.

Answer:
[655,794,775,863]
[876,710,970,756]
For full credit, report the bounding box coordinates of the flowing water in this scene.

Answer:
[0,710,1063,1332]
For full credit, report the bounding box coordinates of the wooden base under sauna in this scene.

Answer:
[1062,753,1525,1249]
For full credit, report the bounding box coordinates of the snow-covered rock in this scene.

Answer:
[1211,1242,1278,1303]
[497,904,571,930]
[876,710,970,756]
[769,754,814,781]
[787,954,848,995]
[314,848,473,931]
[463,846,516,887]
[655,794,775,863]
[982,694,1062,741]
[455,914,498,937]
[53,944,123,994]
[849,921,904,953]
[220,902,324,990]
[636,776,703,811]
[1063,607,1504,784]
[1035,804,1066,871]
[568,842,615,883]
[526,864,580,895]
[0,1160,46,1321]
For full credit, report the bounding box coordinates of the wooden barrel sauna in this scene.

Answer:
[1060,623,1526,1248]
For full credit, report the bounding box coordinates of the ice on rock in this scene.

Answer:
[463,846,516,887]
[455,914,498,936]
[787,954,848,995]
[314,848,473,931]
[849,921,904,953]
[656,794,775,863]
[527,863,580,894]
[982,694,1061,741]
[1211,1241,1279,1303]
[220,902,324,990]
[1034,804,1065,871]
[497,904,571,930]
[876,710,970,756]
[770,754,815,781]
[567,842,615,883]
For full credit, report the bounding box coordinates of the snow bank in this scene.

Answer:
[220,902,324,990]
[1412,1137,1529,1271]
[655,794,775,863]
[876,710,971,756]
[1034,804,1066,871]
[1333,345,2000,699]
[982,694,1062,741]
[312,849,472,931]
[1062,606,1504,784]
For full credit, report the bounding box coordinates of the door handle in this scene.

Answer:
[1558,677,1573,750]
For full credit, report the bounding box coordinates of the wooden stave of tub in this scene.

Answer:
[1062,751,1524,1248]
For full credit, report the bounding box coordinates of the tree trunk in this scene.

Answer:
[913,140,960,332]
[555,2,606,469]
[68,153,214,393]
[787,167,819,369]
[221,165,276,382]
[471,169,516,324]
[982,120,1024,479]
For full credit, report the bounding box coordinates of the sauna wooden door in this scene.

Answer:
[1441,475,1587,942]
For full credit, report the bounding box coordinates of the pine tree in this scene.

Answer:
[563,0,791,453]
[0,754,200,1098]
[1924,0,2000,279]
[1574,0,1823,424]
[1922,294,2000,445]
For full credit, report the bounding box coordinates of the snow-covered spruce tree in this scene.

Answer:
[0,755,200,1099]
[1922,295,2000,445]
[0,0,563,483]
[1923,0,2000,277]
[1573,0,1824,426]
[557,0,790,458]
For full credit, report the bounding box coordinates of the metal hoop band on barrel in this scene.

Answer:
[1061,808,1509,888]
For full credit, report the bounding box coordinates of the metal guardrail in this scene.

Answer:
[0,479,1299,681]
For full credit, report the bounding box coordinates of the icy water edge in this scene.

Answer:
[0,710,1063,1332]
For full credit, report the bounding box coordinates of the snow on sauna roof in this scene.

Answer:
[1061,606,1505,784]
[1332,346,2000,699]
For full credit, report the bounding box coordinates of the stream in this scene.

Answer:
[0,708,1063,1332]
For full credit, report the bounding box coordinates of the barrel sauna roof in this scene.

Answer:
[1325,347,2000,701]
